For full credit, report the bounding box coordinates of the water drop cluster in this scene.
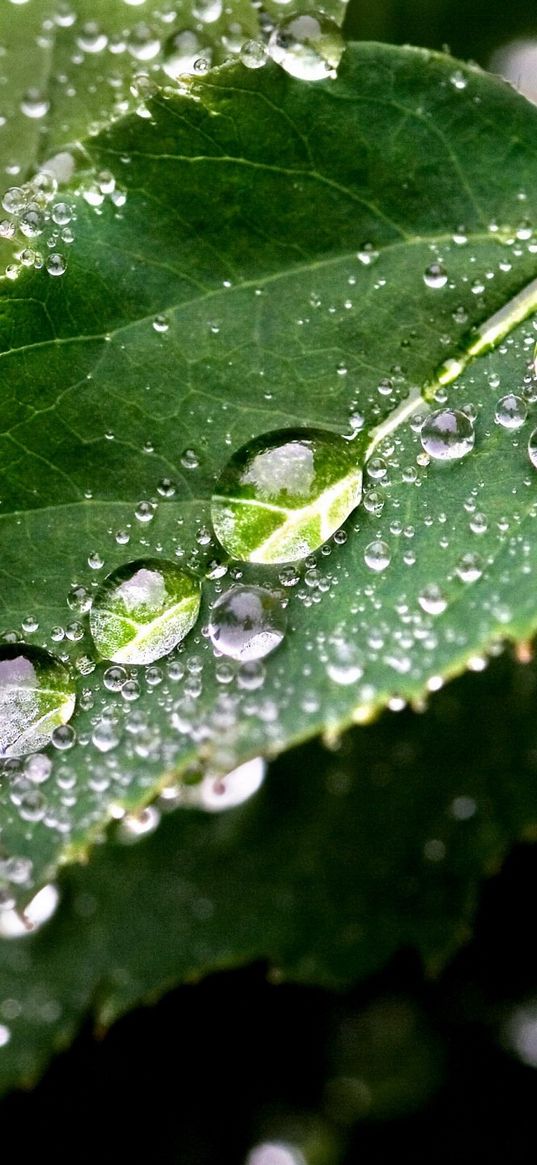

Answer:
[0,425,365,762]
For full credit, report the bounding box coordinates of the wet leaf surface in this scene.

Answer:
[2,652,537,1093]
[1,44,537,904]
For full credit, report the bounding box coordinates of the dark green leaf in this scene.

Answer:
[1,651,537,1094]
[2,45,537,897]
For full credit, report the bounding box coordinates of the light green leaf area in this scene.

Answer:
[0,644,75,757]
[0,0,256,182]
[211,428,364,563]
[2,44,537,902]
[1,654,537,1094]
[0,0,347,187]
[89,558,201,664]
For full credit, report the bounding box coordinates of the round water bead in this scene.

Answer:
[0,644,76,759]
[211,427,362,564]
[494,393,527,430]
[89,559,201,665]
[423,262,448,289]
[268,13,344,81]
[420,408,475,461]
[208,585,287,662]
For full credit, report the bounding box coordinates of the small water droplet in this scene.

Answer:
[418,584,447,615]
[180,448,200,470]
[423,262,448,289]
[240,40,268,69]
[152,314,169,333]
[364,539,391,572]
[46,253,67,277]
[495,394,527,429]
[20,88,50,119]
[455,552,483,582]
[450,69,467,89]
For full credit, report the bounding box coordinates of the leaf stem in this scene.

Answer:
[366,274,537,460]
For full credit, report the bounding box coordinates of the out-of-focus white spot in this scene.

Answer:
[490,40,537,104]
[246,1143,306,1165]
[0,883,59,939]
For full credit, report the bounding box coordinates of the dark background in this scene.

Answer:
[3,3,537,1161]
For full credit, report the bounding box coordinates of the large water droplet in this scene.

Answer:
[208,585,287,661]
[420,408,475,461]
[0,645,76,759]
[268,13,344,80]
[211,427,362,564]
[89,559,201,664]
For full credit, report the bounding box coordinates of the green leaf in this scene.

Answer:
[2,44,537,899]
[1,652,537,1095]
[0,0,347,183]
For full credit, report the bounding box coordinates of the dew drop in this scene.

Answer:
[118,805,161,842]
[268,13,344,80]
[420,408,475,461]
[208,585,287,662]
[211,428,362,564]
[128,23,161,60]
[180,448,200,470]
[51,201,72,226]
[152,314,169,333]
[418,584,448,615]
[92,719,120,753]
[135,500,154,522]
[423,263,448,289]
[470,511,488,534]
[450,69,467,89]
[20,89,50,119]
[51,722,76,750]
[192,0,223,22]
[240,40,268,69]
[364,539,391,572]
[46,252,67,277]
[2,187,26,214]
[157,477,175,497]
[76,21,108,53]
[495,394,528,429]
[0,645,76,759]
[19,203,45,238]
[89,559,201,665]
[455,552,483,583]
[357,241,379,266]
[185,757,266,812]
[103,665,128,691]
[326,637,363,685]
